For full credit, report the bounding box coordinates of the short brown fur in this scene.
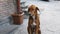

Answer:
[27,5,41,34]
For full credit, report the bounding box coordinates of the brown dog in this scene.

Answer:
[27,5,41,34]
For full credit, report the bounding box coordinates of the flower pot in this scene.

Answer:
[11,12,24,25]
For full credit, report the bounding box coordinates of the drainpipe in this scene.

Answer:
[17,0,22,14]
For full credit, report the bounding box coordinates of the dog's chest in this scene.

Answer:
[33,16,36,25]
[31,16,36,28]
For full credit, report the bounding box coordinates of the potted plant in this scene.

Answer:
[11,0,24,25]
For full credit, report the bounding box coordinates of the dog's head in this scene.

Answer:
[28,5,40,16]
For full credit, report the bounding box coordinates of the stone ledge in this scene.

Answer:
[0,23,19,34]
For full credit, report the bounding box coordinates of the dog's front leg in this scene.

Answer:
[27,27,32,34]
[38,28,41,34]
[35,26,39,34]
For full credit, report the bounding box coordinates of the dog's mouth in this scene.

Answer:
[29,13,33,16]
[28,13,35,17]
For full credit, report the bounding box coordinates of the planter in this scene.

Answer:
[11,12,24,25]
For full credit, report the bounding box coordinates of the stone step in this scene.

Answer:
[22,8,28,12]
[0,16,19,34]
[20,2,25,4]
[21,6,28,9]
[0,16,10,25]
[0,23,19,34]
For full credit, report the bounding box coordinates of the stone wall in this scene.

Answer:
[0,0,17,20]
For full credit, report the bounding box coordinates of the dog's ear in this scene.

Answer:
[36,7,40,11]
[28,8,30,12]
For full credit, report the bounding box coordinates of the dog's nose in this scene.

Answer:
[26,12,31,16]
[28,13,31,16]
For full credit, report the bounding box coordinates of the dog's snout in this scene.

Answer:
[28,12,32,16]
[26,12,31,16]
[28,13,31,16]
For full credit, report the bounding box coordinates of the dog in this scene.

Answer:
[27,5,41,34]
